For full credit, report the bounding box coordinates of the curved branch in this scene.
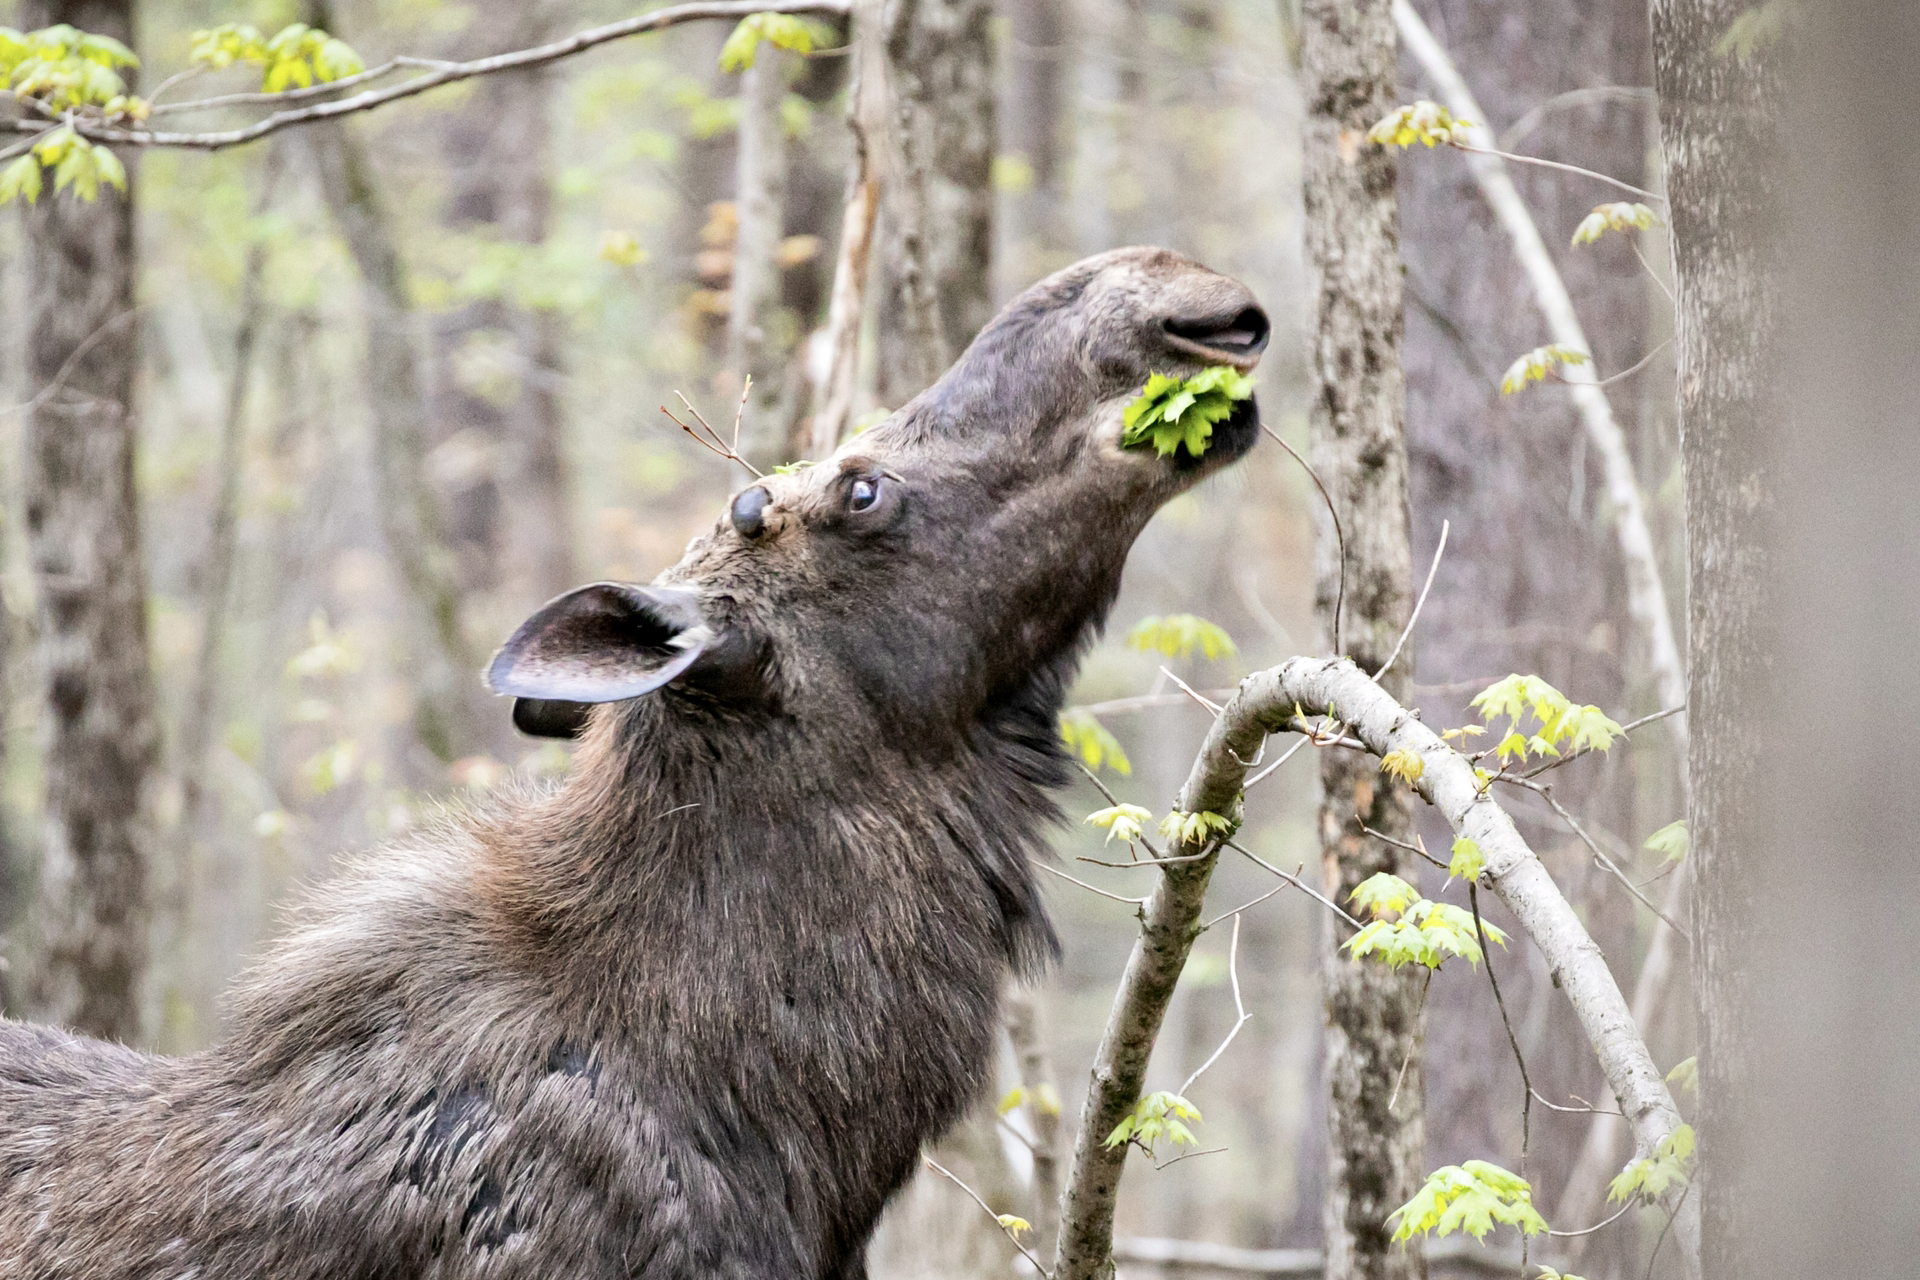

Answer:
[1182,656,1686,1168]
[6,0,851,153]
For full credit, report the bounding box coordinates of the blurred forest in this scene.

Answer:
[0,0,1690,1276]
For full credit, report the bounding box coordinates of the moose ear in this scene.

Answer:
[511,697,594,740]
[487,583,713,706]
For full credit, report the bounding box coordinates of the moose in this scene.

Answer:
[0,247,1269,1279]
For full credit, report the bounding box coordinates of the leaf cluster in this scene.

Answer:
[1120,367,1255,460]
[1158,808,1233,848]
[1344,872,1508,970]
[1469,674,1623,767]
[718,12,837,72]
[1085,803,1153,845]
[1104,1091,1202,1156]
[1125,613,1237,663]
[2,124,125,205]
[1378,747,1425,785]
[1,23,139,114]
[1368,100,1472,149]
[1389,1160,1549,1243]
[190,23,365,93]
[1059,709,1131,775]
[1608,1124,1694,1205]
[998,1083,1062,1117]
[1499,344,1590,395]
[1571,201,1658,247]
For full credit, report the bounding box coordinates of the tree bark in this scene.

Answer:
[727,47,794,474]
[993,0,1065,298]
[1301,2,1424,1275]
[428,2,575,650]
[18,0,160,1046]
[873,0,994,407]
[1650,2,1784,1277]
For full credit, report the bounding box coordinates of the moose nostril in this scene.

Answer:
[1165,306,1271,359]
[731,487,770,539]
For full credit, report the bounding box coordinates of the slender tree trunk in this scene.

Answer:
[19,0,160,1046]
[994,0,1065,299]
[1651,2,1783,1276]
[873,0,994,407]
[1301,2,1424,1276]
[300,2,483,768]
[728,47,794,474]
[429,3,575,634]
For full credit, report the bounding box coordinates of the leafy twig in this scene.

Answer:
[923,1156,1053,1279]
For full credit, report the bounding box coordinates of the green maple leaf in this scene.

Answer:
[1120,367,1256,460]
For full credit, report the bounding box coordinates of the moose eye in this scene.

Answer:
[731,487,770,539]
[848,477,881,514]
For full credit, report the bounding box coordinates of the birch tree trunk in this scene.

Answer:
[1651,2,1783,1276]
[1301,2,1423,1274]
[18,0,160,1046]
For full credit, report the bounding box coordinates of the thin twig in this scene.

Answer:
[1518,703,1686,780]
[148,59,405,115]
[1037,862,1149,907]
[1227,840,1361,931]
[1632,241,1675,304]
[1078,848,1215,869]
[1178,915,1248,1096]
[662,392,764,478]
[1547,1200,1635,1239]
[1507,779,1690,939]
[1375,518,1448,685]
[1388,970,1434,1113]
[1262,423,1346,656]
[1069,690,1236,717]
[923,1156,1053,1279]
[9,0,853,152]
[1585,338,1672,389]
[1532,1089,1625,1118]
[1,305,145,419]
[1152,1146,1229,1170]
[1469,882,1532,1277]
[1356,821,1449,873]
[1452,141,1664,203]
[1242,734,1310,790]
[1073,762,1171,861]
[1200,881,1291,929]
[1645,1182,1690,1280]
[1160,667,1223,715]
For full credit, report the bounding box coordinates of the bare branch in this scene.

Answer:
[1261,423,1346,656]
[1373,518,1448,684]
[8,1,852,153]
[1177,915,1248,1097]
[923,1156,1052,1279]
[1451,142,1664,203]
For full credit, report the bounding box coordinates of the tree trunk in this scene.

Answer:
[727,47,795,474]
[429,2,575,639]
[994,0,1065,299]
[1301,2,1425,1277]
[18,0,160,1046]
[1651,1,1784,1276]
[300,1,484,769]
[873,0,995,407]
[1741,10,1920,1280]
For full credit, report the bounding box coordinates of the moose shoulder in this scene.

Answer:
[0,248,1268,1280]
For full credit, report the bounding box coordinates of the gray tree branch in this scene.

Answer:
[7,0,851,152]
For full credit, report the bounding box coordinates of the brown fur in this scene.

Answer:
[0,248,1267,1279]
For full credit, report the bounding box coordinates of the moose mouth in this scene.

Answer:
[1162,307,1271,368]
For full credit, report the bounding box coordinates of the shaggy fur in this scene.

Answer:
[0,248,1267,1279]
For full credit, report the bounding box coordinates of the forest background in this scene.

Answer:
[0,1,1693,1276]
